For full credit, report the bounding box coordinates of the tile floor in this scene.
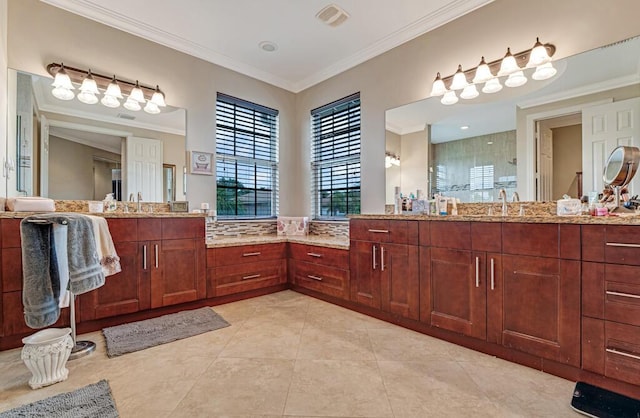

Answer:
[0,290,580,417]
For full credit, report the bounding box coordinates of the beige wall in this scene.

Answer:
[400,130,429,200]
[48,135,120,200]
[7,0,296,213]
[552,125,582,200]
[296,0,640,213]
[6,0,640,214]
[0,0,7,198]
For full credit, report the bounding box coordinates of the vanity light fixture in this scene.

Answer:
[385,152,400,168]
[46,63,167,114]
[429,38,556,105]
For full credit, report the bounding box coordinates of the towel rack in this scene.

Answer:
[26,218,95,360]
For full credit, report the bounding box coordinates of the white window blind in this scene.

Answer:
[216,93,279,218]
[311,93,361,219]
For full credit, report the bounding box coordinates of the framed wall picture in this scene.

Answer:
[188,150,214,175]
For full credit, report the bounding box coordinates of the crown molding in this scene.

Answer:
[42,0,493,93]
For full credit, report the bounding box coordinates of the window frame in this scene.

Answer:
[310,93,361,220]
[215,93,279,219]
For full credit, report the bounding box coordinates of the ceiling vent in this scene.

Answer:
[316,4,350,27]
[116,113,135,120]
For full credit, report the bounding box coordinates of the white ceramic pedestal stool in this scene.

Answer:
[21,328,73,389]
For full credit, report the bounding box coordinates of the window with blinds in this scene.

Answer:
[311,93,361,219]
[216,93,279,218]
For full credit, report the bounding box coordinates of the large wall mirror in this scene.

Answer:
[385,35,640,205]
[6,69,187,203]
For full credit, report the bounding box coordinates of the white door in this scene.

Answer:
[582,97,640,196]
[536,122,553,201]
[39,115,49,197]
[125,137,163,203]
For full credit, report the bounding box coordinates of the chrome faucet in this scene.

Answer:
[137,192,143,213]
[512,191,520,202]
[498,188,508,216]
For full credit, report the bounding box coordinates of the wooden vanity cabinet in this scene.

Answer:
[1,219,70,338]
[80,217,206,320]
[421,221,501,340]
[289,243,350,300]
[79,218,149,321]
[582,224,640,386]
[497,223,580,367]
[209,243,287,297]
[349,219,419,320]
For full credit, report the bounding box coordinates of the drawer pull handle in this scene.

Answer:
[243,252,261,257]
[368,229,390,233]
[606,348,640,361]
[606,290,640,300]
[490,258,495,290]
[606,242,640,248]
[242,274,261,280]
[307,252,323,258]
[307,275,323,281]
[475,257,480,288]
[372,245,377,270]
[143,245,147,270]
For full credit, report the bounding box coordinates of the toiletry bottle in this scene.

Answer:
[103,193,117,212]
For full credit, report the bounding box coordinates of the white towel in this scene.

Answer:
[86,215,121,277]
[53,223,71,308]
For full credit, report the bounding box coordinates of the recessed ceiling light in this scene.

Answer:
[259,41,278,52]
[460,125,469,130]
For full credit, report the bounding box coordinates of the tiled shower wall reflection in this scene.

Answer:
[433,130,517,202]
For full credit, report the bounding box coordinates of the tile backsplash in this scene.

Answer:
[207,218,349,241]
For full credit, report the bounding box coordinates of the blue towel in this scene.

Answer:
[20,213,105,329]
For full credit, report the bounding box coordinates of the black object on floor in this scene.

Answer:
[571,381,640,418]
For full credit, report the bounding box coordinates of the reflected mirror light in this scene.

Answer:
[6,69,187,203]
[385,34,640,205]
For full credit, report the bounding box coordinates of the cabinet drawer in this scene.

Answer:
[162,218,204,240]
[291,260,349,300]
[503,223,580,260]
[289,243,348,268]
[213,259,286,296]
[106,218,138,242]
[583,318,640,386]
[583,262,640,326]
[583,225,640,265]
[214,243,286,266]
[350,219,418,244]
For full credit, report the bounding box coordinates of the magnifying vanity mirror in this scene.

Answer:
[603,145,640,212]
[385,34,640,205]
[6,69,187,203]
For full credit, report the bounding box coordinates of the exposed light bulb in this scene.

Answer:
[430,72,447,97]
[505,71,527,87]
[482,78,503,94]
[440,90,458,105]
[460,84,479,100]
[449,65,468,90]
[498,48,520,76]
[129,80,146,103]
[150,85,166,107]
[472,57,493,84]
[144,100,161,114]
[527,37,552,67]
[532,62,557,80]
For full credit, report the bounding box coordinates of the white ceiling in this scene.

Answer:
[41,0,494,92]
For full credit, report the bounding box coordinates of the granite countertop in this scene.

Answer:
[0,211,207,219]
[207,234,349,250]
[350,213,640,225]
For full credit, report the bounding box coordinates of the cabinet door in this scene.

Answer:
[349,240,381,309]
[497,255,580,366]
[380,243,419,320]
[425,247,487,339]
[79,241,150,320]
[151,238,206,308]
